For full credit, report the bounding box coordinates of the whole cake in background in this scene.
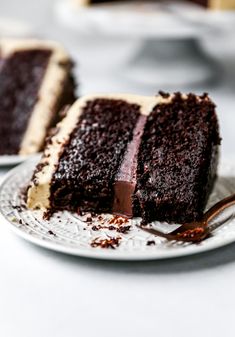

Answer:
[27,92,220,224]
[0,39,76,156]
[75,0,235,9]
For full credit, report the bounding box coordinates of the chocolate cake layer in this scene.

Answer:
[0,49,51,155]
[50,98,141,213]
[135,93,220,224]
[0,39,76,155]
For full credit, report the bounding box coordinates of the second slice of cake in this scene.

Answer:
[27,92,220,224]
[0,38,76,155]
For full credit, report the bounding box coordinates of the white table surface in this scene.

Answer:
[1,1,235,337]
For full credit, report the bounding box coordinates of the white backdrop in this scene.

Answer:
[0,1,235,336]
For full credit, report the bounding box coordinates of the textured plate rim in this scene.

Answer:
[1,156,235,261]
[3,214,235,260]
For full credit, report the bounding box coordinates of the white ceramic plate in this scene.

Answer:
[0,154,31,166]
[1,155,235,260]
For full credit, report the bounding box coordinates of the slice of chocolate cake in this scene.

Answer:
[0,39,76,155]
[27,93,220,224]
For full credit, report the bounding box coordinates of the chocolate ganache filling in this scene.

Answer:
[0,49,52,155]
[113,114,147,218]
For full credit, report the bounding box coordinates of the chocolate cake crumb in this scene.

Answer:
[146,240,156,246]
[109,215,128,226]
[108,225,116,231]
[91,212,98,217]
[91,225,99,231]
[77,209,84,216]
[43,210,53,220]
[116,225,131,234]
[48,230,56,236]
[91,237,121,249]
[158,91,170,98]
[11,205,22,212]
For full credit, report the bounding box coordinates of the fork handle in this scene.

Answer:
[203,194,235,223]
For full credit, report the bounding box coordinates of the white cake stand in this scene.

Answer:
[55,0,235,87]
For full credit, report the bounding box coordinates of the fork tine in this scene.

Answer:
[137,225,208,243]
